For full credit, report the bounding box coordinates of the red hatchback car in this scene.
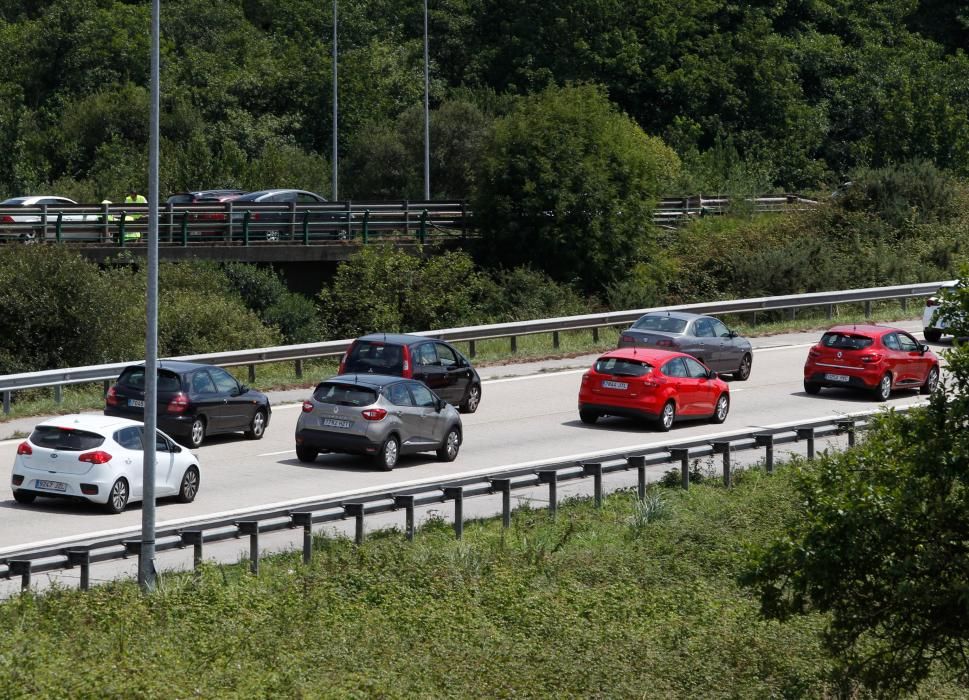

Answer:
[578,348,730,431]
[803,324,940,401]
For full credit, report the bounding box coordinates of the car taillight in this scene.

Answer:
[16,441,32,456]
[105,386,120,406]
[0,215,13,223]
[167,393,189,414]
[926,298,940,307]
[808,346,821,358]
[338,351,348,374]
[401,346,412,377]
[655,339,674,347]
[79,450,112,465]
[302,401,314,413]
[860,353,883,363]
[361,408,387,421]
[620,335,635,344]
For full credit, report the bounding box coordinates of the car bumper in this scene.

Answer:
[296,428,381,455]
[578,399,663,421]
[12,467,112,504]
[804,369,878,390]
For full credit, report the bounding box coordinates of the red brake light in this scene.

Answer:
[926,298,940,307]
[302,401,314,413]
[808,347,820,358]
[167,393,189,414]
[17,441,32,456]
[105,386,120,406]
[620,335,635,344]
[361,408,387,421]
[0,215,13,223]
[338,350,348,374]
[655,339,674,347]
[860,353,882,363]
[79,450,112,465]
[401,346,412,377]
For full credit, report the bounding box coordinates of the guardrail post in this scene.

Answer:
[248,364,256,383]
[55,212,63,243]
[468,340,476,358]
[180,530,204,569]
[180,212,189,246]
[582,462,604,508]
[393,495,416,540]
[627,455,646,500]
[837,420,856,447]
[362,209,370,243]
[864,300,872,318]
[901,297,908,313]
[242,210,251,246]
[788,307,796,321]
[490,479,512,528]
[510,335,517,353]
[8,560,31,591]
[754,434,775,474]
[418,209,428,244]
[302,210,310,244]
[826,304,834,320]
[103,380,110,397]
[537,470,558,518]
[711,442,732,487]
[443,487,464,539]
[403,200,410,236]
[290,513,314,564]
[41,203,48,240]
[592,327,600,343]
[54,385,62,405]
[796,427,816,461]
[669,447,690,490]
[295,359,303,379]
[236,521,260,575]
[3,390,10,415]
[343,503,366,545]
[345,200,352,239]
[67,549,90,590]
[118,215,127,247]
[461,201,468,239]
[123,539,143,575]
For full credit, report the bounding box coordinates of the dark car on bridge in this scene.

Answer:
[231,188,345,240]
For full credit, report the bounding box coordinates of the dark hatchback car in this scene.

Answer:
[104,361,271,448]
[231,188,342,240]
[338,334,482,413]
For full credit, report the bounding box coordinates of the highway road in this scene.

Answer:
[0,319,943,551]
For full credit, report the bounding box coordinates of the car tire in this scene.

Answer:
[265,229,281,241]
[296,445,319,463]
[923,328,942,342]
[104,478,130,514]
[436,426,461,462]
[733,353,752,381]
[459,384,481,413]
[375,435,399,471]
[13,490,35,504]
[579,409,599,425]
[803,381,821,395]
[921,365,940,395]
[656,401,675,432]
[20,229,39,244]
[245,409,267,440]
[188,417,206,449]
[710,393,729,424]
[176,466,200,503]
[875,373,892,402]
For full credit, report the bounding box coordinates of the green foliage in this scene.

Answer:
[220,262,322,343]
[836,160,961,228]
[474,266,589,322]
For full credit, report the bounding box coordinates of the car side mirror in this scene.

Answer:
[728,330,739,338]
[436,398,446,412]
[708,369,719,380]
[920,344,930,354]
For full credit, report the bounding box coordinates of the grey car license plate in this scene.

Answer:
[35,479,67,492]
[128,398,145,408]
[824,373,850,382]
[321,417,352,429]
[602,380,629,390]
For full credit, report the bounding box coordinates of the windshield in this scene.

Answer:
[313,382,378,406]
[820,332,874,350]
[30,426,105,451]
[343,341,405,374]
[594,357,654,377]
[631,315,687,333]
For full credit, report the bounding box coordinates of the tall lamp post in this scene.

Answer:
[332,0,339,201]
[423,0,430,200]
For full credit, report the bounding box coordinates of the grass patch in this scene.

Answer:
[0,464,963,698]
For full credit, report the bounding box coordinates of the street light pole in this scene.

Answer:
[423,0,430,200]
[332,0,339,201]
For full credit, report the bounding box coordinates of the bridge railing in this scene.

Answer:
[0,281,948,415]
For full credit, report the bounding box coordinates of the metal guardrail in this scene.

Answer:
[0,280,948,414]
[0,410,883,590]
[652,194,818,226]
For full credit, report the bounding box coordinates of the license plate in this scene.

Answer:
[128,399,145,408]
[321,417,352,429]
[35,479,67,492]
[825,373,850,383]
[602,380,629,390]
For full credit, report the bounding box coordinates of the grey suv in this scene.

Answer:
[295,375,462,470]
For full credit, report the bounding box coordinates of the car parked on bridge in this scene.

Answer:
[0,195,101,242]
[339,334,482,413]
[11,414,200,514]
[803,324,940,400]
[104,361,271,448]
[231,188,344,240]
[578,347,730,431]
[617,311,753,380]
[295,374,462,469]
[164,189,247,238]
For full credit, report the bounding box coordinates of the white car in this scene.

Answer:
[0,195,102,242]
[11,414,200,514]
[922,282,958,342]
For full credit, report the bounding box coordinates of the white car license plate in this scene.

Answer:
[321,417,352,429]
[602,380,629,390]
[824,373,850,383]
[128,399,145,408]
[35,479,67,492]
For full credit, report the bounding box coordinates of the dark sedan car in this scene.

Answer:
[338,334,482,413]
[231,188,343,240]
[618,311,753,380]
[104,361,271,448]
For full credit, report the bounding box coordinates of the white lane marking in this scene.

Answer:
[486,368,587,384]
[261,448,298,456]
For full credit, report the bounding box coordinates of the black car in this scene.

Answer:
[338,334,482,413]
[230,189,343,240]
[104,361,271,448]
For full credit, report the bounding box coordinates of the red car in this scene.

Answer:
[803,324,940,401]
[577,348,730,431]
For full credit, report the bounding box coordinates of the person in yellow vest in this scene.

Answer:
[121,187,146,240]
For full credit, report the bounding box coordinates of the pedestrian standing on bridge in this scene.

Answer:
[121,187,146,241]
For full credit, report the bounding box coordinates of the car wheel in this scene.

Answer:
[177,466,200,503]
[265,229,281,241]
[710,393,729,424]
[460,384,481,413]
[245,409,267,440]
[924,328,942,342]
[921,365,940,394]
[875,373,892,402]
[579,409,599,425]
[803,380,821,395]
[188,417,206,448]
[375,435,399,471]
[296,445,319,463]
[13,490,35,504]
[436,427,461,462]
[656,401,675,432]
[104,478,129,514]
[733,353,752,381]
[20,229,38,244]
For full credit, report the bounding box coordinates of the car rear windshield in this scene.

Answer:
[343,341,405,374]
[313,382,378,406]
[118,367,183,392]
[30,426,105,451]
[594,357,654,377]
[631,315,687,333]
[820,332,874,350]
